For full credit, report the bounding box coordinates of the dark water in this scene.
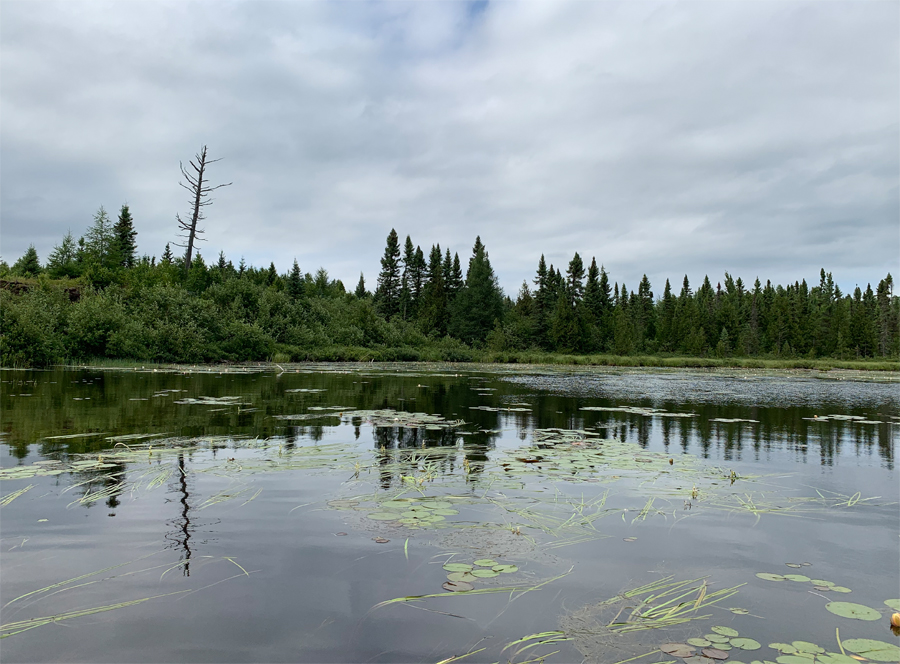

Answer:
[1,364,898,663]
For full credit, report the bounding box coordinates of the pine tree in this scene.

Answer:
[84,206,116,268]
[161,243,174,264]
[419,244,448,335]
[288,259,304,299]
[113,204,138,268]
[11,245,41,277]
[448,236,504,345]
[400,236,415,319]
[46,231,80,278]
[354,273,368,298]
[375,229,402,318]
[565,252,585,305]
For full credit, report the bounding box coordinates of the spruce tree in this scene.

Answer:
[419,244,448,335]
[400,236,415,319]
[565,252,585,305]
[11,245,41,277]
[46,231,80,278]
[161,243,174,264]
[84,206,116,268]
[288,259,304,299]
[355,273,368,298]
[113,204,138,268]
[448,237,503,345]
[375,229,401,318]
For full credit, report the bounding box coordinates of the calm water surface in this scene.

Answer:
[1,364,898,663]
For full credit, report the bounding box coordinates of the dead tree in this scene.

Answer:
[175,145,231,273]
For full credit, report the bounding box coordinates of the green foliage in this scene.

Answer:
[46,232,80,278]
[11,245,42,277]
[0,288,67,365]
[448,237,504,345]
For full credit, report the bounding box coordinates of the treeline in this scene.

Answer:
[1,210,897,367]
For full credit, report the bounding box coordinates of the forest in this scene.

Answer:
[2,204,898,368]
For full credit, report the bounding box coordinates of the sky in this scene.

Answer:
[2,0,898,296]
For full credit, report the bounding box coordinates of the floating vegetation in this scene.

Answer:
[0,484,34,507]
[580,406,698,418]
[756,572,851,593]
[173,396,250,406]
[840,639,900,662]
[824,602,881,621]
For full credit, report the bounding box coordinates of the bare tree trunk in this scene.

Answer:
[176,146,231,274]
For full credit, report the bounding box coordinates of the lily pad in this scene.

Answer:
[810,580,834,587]
[683,657,716,664]
[841,639,900,663]
[367,512,399,521]
[447,571,477,583]
[784,574,811,582]
[817,654,862,664]
[825,601,881,621]
[707,634,732,644]
[473,559,498,567]
[492,564,518,573]
[443,580,474,592]
[776,657,816,664]
[757,573,786,581]
[703,647,730,660]
[443,562,474,573]
[731,639,762,651]
[792,642,824,654]
[471,569,499,578]
[785,563,802,568]
[712,626,740,637]
[689,638,713,647]
[769,644,796,654]
[660,643,696,657]
[730,608,750,615]
[829,586,851,593]
[884,599,900,611]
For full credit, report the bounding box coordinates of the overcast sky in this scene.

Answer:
[2,1,897,296]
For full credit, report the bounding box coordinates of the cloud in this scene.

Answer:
[1,0,897,294]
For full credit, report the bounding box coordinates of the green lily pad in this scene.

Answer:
[784,574,811,582]
[731,639,762,651]
[841,639,900,663]
[825,601,881,621]
[443,562,473,572]
[884,599,900,611]
[777,656,816,664]
[757,573,786,581]
[471,569,499,578]
[431,509,459,516]
[688,638,712,647]
[447,571,477,583]
[817,653,862,664]
[730,608,750,615]
[382,500,412,508]
[422,501,453,509]
[792,642,824,654]
[769,644,797,654]
[367,512,399,520]
[473,559,498,567]
[829,586,851,593]
[706,634,731,644]
[712,626,740,637]
[810,580,834,587]
[492,564,518,573]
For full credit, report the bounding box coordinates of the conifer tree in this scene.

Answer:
[448,236,503,345]
[47,231,80,278]
[400,236,415,319]
[84,206,116,268]
[11,245,41,277]
[419,245,448,335]
[288,259,304,299]
[565,253,585,305]
[355,273,368,298]
[113,204,138,268]
[375,229,401,318]
[161,243,174,264]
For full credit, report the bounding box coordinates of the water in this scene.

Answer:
[1,364,898,663]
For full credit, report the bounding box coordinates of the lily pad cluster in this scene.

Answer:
[364,496,461,528]
[769,639,900,664]
[580,405,697,418]
[441,558,518,591]
[755,572,851,593]
[660,626,762,663]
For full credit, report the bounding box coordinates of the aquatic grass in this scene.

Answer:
[0,484,34,507]
[0,590,192,638]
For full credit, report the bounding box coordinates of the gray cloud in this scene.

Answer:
[2,0,897,295]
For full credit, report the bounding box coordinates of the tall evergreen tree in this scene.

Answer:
[113,204,138,268]
[46,231,80,278]
[375,229,402,318]
[419,244,448,335]
[448,237,504,345]
[399,236,415,319]
[161,243,174,264]
[355,273,368,299]
[84,206,116,268]
[565,252,585,305]
[288,259,304,299]
[11,245,41,277]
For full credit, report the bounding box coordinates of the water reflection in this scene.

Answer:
[1,367,895,469]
